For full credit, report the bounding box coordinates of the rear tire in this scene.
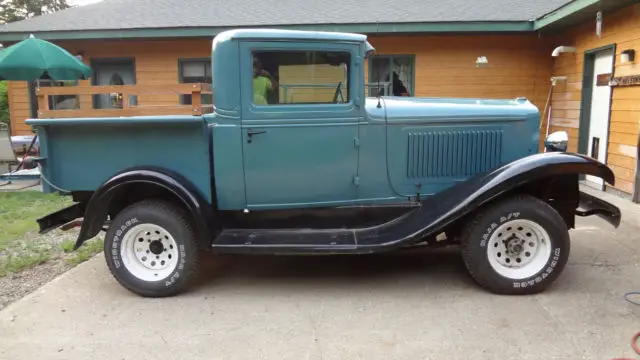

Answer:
[460,195,570,295]
[104,199,199,297]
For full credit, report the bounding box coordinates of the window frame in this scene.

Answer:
[367,54,416,97]
[250,49,352,107]
[177,57,213,105]
[239,40,362,121]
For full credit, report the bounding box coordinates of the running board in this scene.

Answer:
[213,203,439,255]
[213,228,360,254]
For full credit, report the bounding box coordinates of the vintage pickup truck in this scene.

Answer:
[28,29,620,298]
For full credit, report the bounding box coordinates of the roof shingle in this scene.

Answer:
[0,0,572,33]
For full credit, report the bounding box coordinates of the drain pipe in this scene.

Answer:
[552,46,576,57]
[540,76,568,138]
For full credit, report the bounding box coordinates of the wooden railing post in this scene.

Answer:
[78,80,91,110]
[122,91,130,109]
[191,84,202,115]
[35,87,49,118]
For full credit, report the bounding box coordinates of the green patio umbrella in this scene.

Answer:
[0,34,92,81]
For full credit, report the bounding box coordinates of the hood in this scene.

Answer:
[365,96,540,124]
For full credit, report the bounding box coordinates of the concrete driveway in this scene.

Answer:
[1,187,640,360]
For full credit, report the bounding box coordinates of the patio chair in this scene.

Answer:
[0,123,19,174]
[0,123,41,189]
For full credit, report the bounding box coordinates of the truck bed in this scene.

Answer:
[25,115,213,202]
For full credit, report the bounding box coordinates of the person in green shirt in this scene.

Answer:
[253,57,278,105]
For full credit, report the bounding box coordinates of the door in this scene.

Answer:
[239,42,362,209]
[91,59,136,109]
[585,49,614,189]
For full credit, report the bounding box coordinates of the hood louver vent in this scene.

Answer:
[407,130,503,179]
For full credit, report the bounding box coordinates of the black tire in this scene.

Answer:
[104,199,199,297]
[460,195,570,295]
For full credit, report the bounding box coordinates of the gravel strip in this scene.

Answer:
[0,259,72,311]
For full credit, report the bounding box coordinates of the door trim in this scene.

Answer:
[577,43,616,186]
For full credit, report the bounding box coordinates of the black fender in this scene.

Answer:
[405,151,620,241]
[73,167,216,250]
[365,151,620,247]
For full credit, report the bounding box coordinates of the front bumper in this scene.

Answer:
[576,190,622,228]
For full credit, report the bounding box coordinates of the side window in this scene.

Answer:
[368,55,414,97]
[251,50,350,105]
[178,59,213,105]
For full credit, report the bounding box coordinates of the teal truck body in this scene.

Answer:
[28,29,621,298]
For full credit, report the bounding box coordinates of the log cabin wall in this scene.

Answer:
[8,33,554,136]
[546,3,640,195]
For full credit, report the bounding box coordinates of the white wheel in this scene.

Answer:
[460,195,570,295]
[120,223,180,282]
[486,219,552,280]
[104,200,199,297]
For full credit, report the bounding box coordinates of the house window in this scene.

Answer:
[178,59,213,105]
[38,79,80,110]
[251,50,350,105]
[368,55,415,97]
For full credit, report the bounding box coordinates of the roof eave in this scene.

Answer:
[0,21,535,42]
[534,0,640,31]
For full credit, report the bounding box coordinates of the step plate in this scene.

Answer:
[214,228,357,253]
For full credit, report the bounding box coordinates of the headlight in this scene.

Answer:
[544,131,568,152]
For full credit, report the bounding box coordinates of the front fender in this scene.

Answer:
[478,151,615,191]
[414,152,620,237]
[73,167,215,250]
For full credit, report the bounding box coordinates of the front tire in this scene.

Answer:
[460,195,570,295]
[104,199,199,297]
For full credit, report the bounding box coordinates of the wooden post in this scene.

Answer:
[35,87,49,118]
[78,80,91,110]
[191,84,202,115]
[122,91,130,109]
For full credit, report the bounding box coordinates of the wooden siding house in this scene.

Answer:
[1,0,640,201]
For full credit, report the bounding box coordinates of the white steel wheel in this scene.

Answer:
[460,195,570,295]
[104,199,199,298]
[486,219,552,280]
[120,223,180,282]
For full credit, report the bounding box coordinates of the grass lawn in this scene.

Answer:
[0,191,104,277]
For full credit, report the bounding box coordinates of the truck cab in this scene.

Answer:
[208,29,539,211]
[28,29,621,299]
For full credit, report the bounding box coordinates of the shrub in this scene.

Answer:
[0,81,9,126]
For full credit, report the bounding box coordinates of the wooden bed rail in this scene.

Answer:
[35,83,213,118]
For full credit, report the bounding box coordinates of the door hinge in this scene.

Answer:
[354,137,360,148]
[353,176,360,186]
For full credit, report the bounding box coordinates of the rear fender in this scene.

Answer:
[73,167,216,250]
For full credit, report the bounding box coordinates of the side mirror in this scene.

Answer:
[545,131,569,152]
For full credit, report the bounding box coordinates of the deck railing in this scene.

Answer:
[35,82,213,118]
[34,81,395,119]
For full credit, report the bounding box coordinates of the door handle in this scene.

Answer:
[247,129,266,143]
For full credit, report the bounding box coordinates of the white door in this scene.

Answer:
[585,49,614,190]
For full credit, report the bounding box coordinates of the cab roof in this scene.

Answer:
[215,28,368,43]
